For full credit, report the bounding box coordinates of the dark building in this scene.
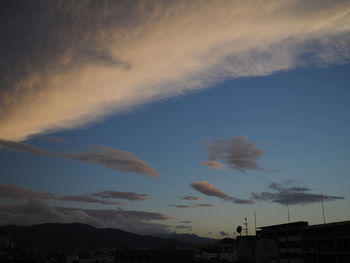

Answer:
[256,220,350,263]
[114,249,194,263]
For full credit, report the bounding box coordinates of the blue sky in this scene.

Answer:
[0,0,350,238]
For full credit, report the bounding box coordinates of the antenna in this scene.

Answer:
[254,209,257,235]
[244,217,249,236]
[321,192,326,224]
[286,198,290,223]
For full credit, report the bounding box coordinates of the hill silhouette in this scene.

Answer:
[0,223,187,249]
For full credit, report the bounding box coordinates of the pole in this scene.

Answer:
[287,198,290,223]
[321,193,326,224]
[244,217,248,236]
[254,209,257,235]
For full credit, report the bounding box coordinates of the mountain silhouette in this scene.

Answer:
[0,223,188,249]
[154,233,217,244]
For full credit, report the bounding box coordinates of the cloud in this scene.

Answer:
[190,181,253,204]
[0,199,171,234]
[169,203,216,208]
[0,184,55,200]
[91,190,148,201]
[202,136,264,172]
[0,183,152,206]
[195,203,217,207]
[179,220,192,224]
[0,139,159,177]
[181,196,203,201]
[175,225,192,229]
[169,204,196,209]
[0,1,349,140]
[251,180,344,205]
[202,160,227,170]
[54,195,123,206]
[220,231,229,236]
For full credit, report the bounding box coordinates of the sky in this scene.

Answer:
[0,0,350,239]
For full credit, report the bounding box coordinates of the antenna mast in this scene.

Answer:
[244,217,249,236]
[254,209,257,235]
[321,192,326,224]
[287,198,290,223]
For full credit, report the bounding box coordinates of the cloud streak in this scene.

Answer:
[202,136,264,172]
[0,184,150,206]
[1,0,350,140]
[251,180,344,205]
[190,181,253,204]
[169,203,216,209]
[181,196,203,201]
[0,139,159,177]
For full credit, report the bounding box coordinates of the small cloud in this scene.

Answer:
[179,220,192,224]
[169,204,196,208]
[195,203,217,207]
[181,195,203,201]
[202,136,264,172]
[190,181,253,204]
[91,190,148,201]
[169,203,216,208]
[175,225,192,229]
[251,180,344,205]
[220,231,229,236]
[201,160,227,170]
[0,139,159,177]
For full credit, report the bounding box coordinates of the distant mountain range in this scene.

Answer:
[0,223,217,249]
[154,233,217,245]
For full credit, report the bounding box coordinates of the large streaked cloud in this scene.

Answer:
[190,181,253,204]
[0,199,171,234]
[202,136,264,172]
[0,183,150,206]
[0,139,159,177]
[251,180,344,205]
[1,1,350,140]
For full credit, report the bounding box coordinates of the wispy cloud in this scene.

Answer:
[169,203,216,209]
[202,160,227,170]
[179,220,193,224]
[175,225,192,229]
[0,199,171,234]
[195,203,217,207]
[251,180,344,205]
[1,1,349,140]
[181,196,203,201]
[0,184,151,206]
[190,181,253,204]
[0,139,159,177]
[202,136,264,172]
[91,190,148,201]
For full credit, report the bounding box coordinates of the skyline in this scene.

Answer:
[1,0,350,239]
